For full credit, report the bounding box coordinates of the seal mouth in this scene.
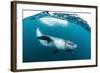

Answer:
[65,40,77,50]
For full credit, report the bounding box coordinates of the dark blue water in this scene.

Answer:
[23,11,91,62]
